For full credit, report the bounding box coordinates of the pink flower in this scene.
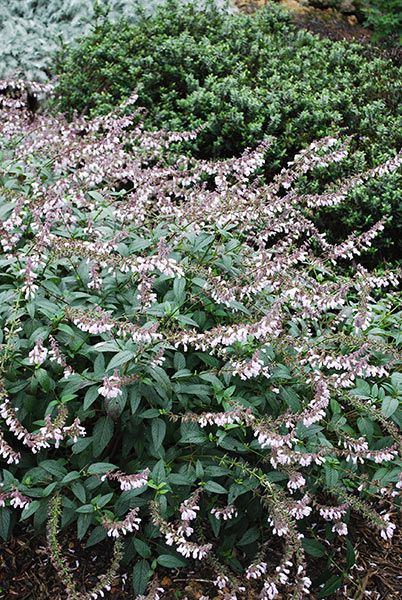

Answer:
[9,490,30,509]
[380,514,396,540]
[332,521,348,536]
[180,502,199,522]
[261,581,279,600]
[29,338,47,365]
[287,472,306,493]
[98,372,122,399]
[103,507,141,537]
[268,516,289,537]
[246,562,267,580]
[213,575,229,590]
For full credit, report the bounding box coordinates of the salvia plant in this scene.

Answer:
[0,80,401,599]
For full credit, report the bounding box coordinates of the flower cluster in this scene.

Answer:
[101,468,150,491]
[103,508,141,538]
[211,505,238,521]
[0,488,30,509]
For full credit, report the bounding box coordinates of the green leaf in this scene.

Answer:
[325,467,339,488]
[0,508,11,541]
[77,512,93,540]
[39,460,67,478]
[88,190,105,203]
[345,538,355,569]
[391,372,402,390]
[107,351,135,371]
[140,409,160,419]
[302,538,326,557]
[147,366,171,393]
[84,386,99,410]
[97,493,113,508]
[132,559,152,596]
[204,481,227,494]
[151,418,166,451]
[130,385,141,414]
[381,396,399,417]
[76,504,95,513]
[238,528,259,546]
[87,462,117,475]
[35,368,54,393]
[92,417,114,457]
[168,473,194,486]
[180,422,206,444]
[281,387,300,411]
[133,538,152,559]
[21,500,40,521]
[175,314,199,327]
[61,471,81,484]
[57,324,76,338]
[318,575,343,598]
[157,554,186,568]
[42,482,58,497]
[72,438,93,454]
[173,277,186,300]
[85,525,107,548]
[94,353,105,377]
[106,389,127,418]
[173,353,186,371]
[71,482,86,503]
[151,460,166,485]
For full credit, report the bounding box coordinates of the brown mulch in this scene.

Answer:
[341,515,402,600]
[0,528,129,600]
[0,519,401,599]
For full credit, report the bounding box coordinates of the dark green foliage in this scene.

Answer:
[55,2,401,159]
[362,0,402,43]
[54,1,402,263]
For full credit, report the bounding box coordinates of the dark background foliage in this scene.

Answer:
[54,1,402,264]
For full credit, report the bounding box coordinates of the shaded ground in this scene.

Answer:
[0,528,127,600]
[0,518,401,599]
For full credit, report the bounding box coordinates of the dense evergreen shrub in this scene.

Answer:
[54,1,402,263]
[0,82,401,599]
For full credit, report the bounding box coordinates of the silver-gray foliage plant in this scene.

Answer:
[0,0,231,81]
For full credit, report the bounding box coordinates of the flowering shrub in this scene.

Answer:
[0,81,401,599]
